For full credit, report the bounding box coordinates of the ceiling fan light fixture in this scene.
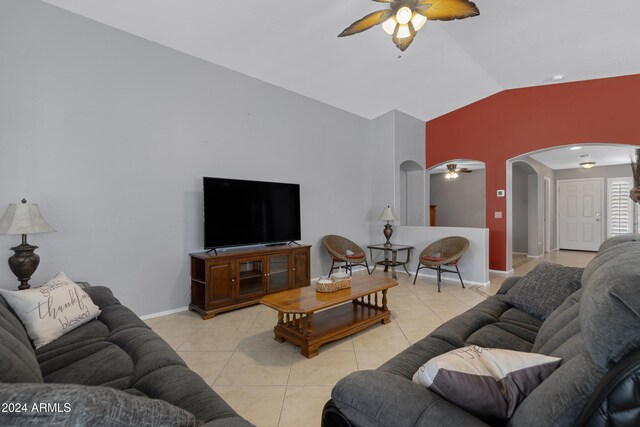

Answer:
[580,162,596,169]
[411,13,427,31]
[396,24,411,39]
[445,171,459,180]
[396,7,412,25]
[382,17,397,35]
[338,0,479,52]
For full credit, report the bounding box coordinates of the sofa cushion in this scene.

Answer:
[504,262,582,321]
[332,370,491,427]
[413,345,561,420]
[596,232,640,252]
[378,298,541,380]
[580,241,640,372]
[508,347,601,427]
[531,288,582,354]
[0,382,198,426]
[0,297,42,383]
[32,286,246,424]
[0,272,101,348]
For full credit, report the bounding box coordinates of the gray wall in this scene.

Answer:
[554,164,631,181]
[0,0,374,316]
[368,111,396,243]
[512,164,529,253]
[527,174,539,255]
[429,170,486,228]
[394,111,427,227]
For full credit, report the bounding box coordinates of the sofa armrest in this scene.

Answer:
[83,286,121,309]
[331,370,490,427]
[497,276,522,295]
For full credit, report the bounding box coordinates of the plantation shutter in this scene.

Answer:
[608,178,633,237]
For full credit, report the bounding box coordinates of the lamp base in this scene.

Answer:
[8,241,40,290]
[383,223,394,247]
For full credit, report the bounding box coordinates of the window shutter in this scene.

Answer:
[609,179,633,236]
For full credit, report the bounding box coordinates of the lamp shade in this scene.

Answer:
[379,206,398,222]
[0,201,55,235]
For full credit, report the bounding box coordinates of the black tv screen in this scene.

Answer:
[203,177,301,249]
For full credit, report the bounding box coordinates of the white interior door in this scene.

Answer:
[558,179,603,251]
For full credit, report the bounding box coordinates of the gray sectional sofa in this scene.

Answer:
[323,234,640,427]
[0,285,252,426]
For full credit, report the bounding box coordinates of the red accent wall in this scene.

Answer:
[426,74,640,271]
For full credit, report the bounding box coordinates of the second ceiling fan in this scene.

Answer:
[445,163,472,179]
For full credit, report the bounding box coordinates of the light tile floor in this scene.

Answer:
[145,250,595,427]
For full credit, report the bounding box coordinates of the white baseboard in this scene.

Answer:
[140,306,188,321]
[490,269,514,275]
[415,271,490,286]
[527,254,543,259]
[512,252,527,255]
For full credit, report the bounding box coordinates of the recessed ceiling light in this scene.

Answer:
[551,75,565,81]
[580,162,596,169]
[570,146,582,150]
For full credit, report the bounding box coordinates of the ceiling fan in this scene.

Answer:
[445,163,472,179]
[338,0,480,52]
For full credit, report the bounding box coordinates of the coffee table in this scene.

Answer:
[260,275,398,358]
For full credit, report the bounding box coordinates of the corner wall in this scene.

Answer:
[0,0,373,315]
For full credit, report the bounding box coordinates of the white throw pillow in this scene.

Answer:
[413,345,561,420]
[0,272,101,348]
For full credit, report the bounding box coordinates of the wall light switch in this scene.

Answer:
[496,190,505,197]
[495,211,503,219]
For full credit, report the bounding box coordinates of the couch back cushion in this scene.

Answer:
[531,288,582,354]
[580,241,640,372]
[0,296,43,383]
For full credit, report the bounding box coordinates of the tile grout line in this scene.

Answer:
[277,347,297,427]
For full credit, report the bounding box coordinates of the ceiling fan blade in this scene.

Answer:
[416,0,479,21]
[458,169,473,173]
[338,9,393,37]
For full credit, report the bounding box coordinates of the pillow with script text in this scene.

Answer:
[0,272,101,348]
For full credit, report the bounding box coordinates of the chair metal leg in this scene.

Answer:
[456,265,465,288]
[437,266,441,292]
[364,259,371,274]
[413,265,420,285]
[328,260,335,277]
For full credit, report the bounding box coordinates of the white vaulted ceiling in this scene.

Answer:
[40,0,640,121]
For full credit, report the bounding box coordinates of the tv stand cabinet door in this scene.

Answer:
[292,247,311,288]
[205,259,235,309]
[236,256,267,300]
[267,253,291,293]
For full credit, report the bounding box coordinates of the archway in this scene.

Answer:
[427,159,486,228]
[509,160,540,269]
[506,143,638,271]
[399,160,426,226]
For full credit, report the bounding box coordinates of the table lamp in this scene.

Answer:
[0,199,56,290]
[379,205,398,247]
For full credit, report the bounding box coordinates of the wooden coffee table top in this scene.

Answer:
[261,275,398,314]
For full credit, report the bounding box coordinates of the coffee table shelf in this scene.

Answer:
[261,275,398,358]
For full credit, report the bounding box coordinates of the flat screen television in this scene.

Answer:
[203,177,301,249]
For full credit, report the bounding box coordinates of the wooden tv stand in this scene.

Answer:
[189,244,311,319]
